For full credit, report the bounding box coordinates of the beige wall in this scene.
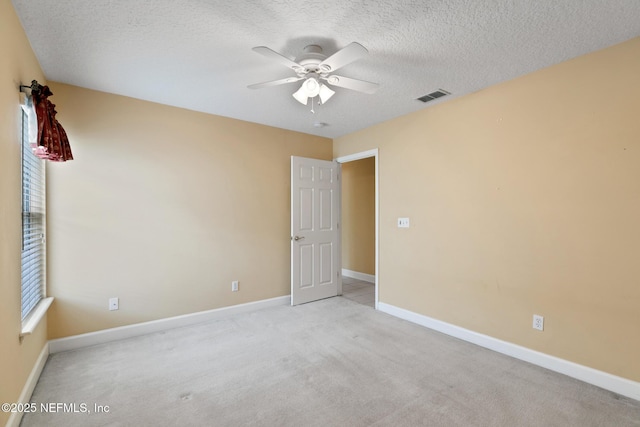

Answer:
[334,37,640,382]
[46,83,332,339]
[341,158,375,275]
[0,1,49,425]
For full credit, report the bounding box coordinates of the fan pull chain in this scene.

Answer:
[310,96,315,114]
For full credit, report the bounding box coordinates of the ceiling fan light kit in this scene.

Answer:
[249,42,379,112]
[292,76,336,105]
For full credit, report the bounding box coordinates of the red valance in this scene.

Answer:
[31,85,73,162]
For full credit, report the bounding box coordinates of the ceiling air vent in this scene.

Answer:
[417,89,450,103]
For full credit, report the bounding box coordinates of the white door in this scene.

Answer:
[291,156,340,305]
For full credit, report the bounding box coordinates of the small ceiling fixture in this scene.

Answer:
[248,42,379,112]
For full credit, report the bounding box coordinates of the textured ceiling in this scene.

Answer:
[11,0,640,138]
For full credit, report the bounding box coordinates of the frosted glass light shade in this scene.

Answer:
[292,85,308,105]
[319,84,335,104]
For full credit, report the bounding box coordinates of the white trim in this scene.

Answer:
[337,160,343,297]
[7,343,49,427]
[336,149,378,163]
[378,302,640,401]
[49,296,290,354]
[20,297,54,337]
[342,269,375,284]
[336,148,379,309]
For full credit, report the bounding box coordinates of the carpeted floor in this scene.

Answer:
[22,297,640,426]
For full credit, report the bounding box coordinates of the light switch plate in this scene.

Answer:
[398,217,410,228]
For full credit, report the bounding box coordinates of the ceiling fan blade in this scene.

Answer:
[248,76,303,90]
[252,46,304,72]
[318,42,369,73]
[323,75,379,94]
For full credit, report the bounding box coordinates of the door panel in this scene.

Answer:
[319,242,333,284]
[299,244,313,288]
[299,188,313,231]
[291,156,340,305]
[319,188,333,230]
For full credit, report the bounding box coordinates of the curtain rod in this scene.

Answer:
[20,80,42,94]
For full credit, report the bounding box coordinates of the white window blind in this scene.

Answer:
[21,107,46,320]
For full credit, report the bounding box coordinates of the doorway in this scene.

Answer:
[336,149,379,308]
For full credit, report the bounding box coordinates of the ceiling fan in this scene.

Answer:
[248,42,379,110]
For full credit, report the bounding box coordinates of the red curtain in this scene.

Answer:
[32,85,73,162]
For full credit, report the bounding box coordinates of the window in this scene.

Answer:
[21,107,46,320]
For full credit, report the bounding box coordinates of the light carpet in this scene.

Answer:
[22,297,640,426]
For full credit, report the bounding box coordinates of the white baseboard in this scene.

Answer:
[342,269,375,283]
[7,342,49,427]
[378,302,640,402]
[49,295,290,354]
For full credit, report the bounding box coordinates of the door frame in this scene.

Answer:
[335,148,379,309]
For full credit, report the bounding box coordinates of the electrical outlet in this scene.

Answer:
[533,314,544,331]
[398,217,410,228]
[109,297,119,311]
[232,281,239,292]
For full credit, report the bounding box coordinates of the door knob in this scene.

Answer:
[294,235,305,241]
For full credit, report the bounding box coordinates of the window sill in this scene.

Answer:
[20,297,54,338]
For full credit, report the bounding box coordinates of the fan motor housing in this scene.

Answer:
[296,45,327,72]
